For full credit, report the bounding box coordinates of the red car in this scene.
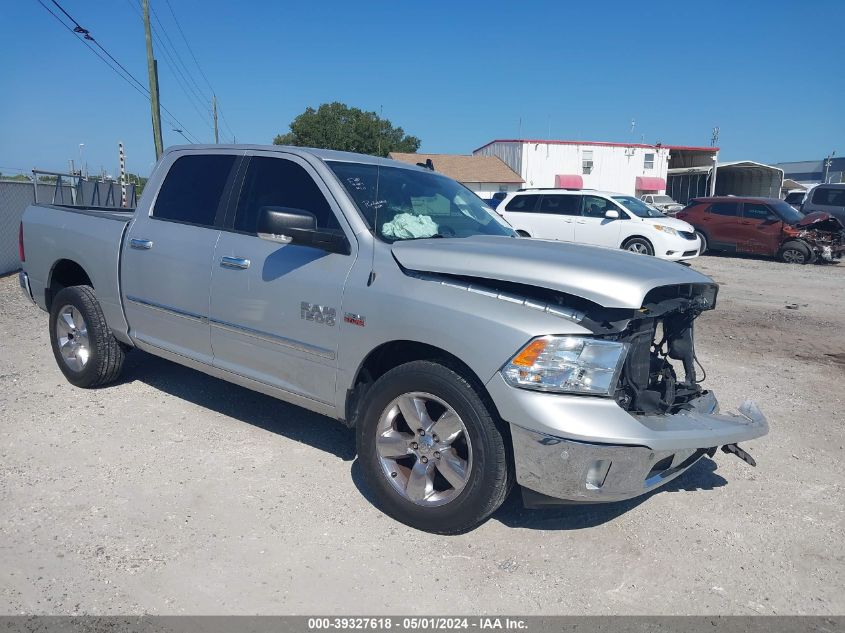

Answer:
[676,196,845,264]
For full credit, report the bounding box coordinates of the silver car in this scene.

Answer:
[641,194,685,215]
[801,183,845,224]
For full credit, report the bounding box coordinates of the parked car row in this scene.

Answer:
[488,184,844,266]
[495,188,701,262]
[676,196,844,264]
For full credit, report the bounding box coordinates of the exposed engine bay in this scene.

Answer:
[789,213,845,262]
[407,269,718,416]
[612,284,717,415]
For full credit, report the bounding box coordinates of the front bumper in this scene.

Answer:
[651,232,701,261]
[817,243,844,261]
[489,374,768,503]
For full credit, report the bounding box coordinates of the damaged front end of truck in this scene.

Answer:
[391,236,769,506]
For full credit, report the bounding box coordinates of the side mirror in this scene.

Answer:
[257,206,350,255]
[605,209,620,219]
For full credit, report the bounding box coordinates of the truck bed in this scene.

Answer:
[37,203,135,222]
[21,203,133,344]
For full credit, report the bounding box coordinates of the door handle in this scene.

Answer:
[220,256,250,270]
[129,238,153,250]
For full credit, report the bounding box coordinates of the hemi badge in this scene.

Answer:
[344,313,366,327]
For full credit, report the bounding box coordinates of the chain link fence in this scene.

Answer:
[0,177,137,275]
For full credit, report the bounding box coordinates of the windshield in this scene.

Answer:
[653,195,675,203]
[613,196,666,218]
[327,161,515,242]
[769,200,805,224]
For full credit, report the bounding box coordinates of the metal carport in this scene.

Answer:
[667,161,784,204]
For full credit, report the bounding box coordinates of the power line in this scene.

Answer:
[124,0,214,134]
[35,0,201,143]
[162,0,214,94]
[161,0,236,141]
[150,4,211,104]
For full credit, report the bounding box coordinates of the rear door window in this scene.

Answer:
[538,195,580,215]
[504,195,540,212]
[153,154,237,227]
[812,187,845,206]
[742,202,775,220]
[708,202,740,216]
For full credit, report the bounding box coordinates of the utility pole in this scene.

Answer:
[823,151,836,183]
[118,142,127,207]
[143,0,164,159]
[212,94,219,144]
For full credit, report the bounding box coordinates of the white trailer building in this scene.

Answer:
[474,139,718,198]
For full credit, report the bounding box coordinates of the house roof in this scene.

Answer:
[473,139,719,153]
[387,152,524,184]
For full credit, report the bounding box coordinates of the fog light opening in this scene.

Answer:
[646,455,674,481]
[585,459,611,490]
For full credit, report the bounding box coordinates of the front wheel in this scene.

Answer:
[356,361,513,534]
[622,237,654,256]
[49,285,125,388]
[695,231,708,255]
[778,240,812,264]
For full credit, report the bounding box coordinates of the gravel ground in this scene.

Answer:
[1,254,843,615]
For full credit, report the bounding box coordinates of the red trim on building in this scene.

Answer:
[635,176,666,191]
[554,174,583,188]
[474,139,719,154]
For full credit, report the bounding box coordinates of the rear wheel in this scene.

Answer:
[49,285,125,388]
[778,240,812,264]
[622,237,654,256]
[356,361,512,534]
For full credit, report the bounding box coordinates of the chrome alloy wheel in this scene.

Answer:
[55,305,91,371]
[375,392,473,507]
[627,242,650,254]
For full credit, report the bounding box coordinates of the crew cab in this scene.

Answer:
[19,145,767,533]
[497,189,701,261]
[677,196,845,264]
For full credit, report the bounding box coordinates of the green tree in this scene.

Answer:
[273,102,421,157]
[125,172,148,195]
[0,173,32,181]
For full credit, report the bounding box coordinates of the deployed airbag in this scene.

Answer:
[382,213,439,240]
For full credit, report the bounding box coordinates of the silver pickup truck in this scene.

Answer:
[19,145,768,533]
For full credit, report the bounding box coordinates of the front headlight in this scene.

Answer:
[502,336,628,396]
[653,224,679,236]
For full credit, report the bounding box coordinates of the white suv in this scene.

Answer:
[497,189,701,261]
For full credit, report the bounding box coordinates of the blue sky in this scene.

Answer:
[1,0,843,178]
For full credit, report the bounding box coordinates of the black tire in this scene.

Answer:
[622,236,654,256]
[695,230,708,255]
[49,285,125,388]
[515,230,531,237]
[777,240,812,265]
[356,360,513,534]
